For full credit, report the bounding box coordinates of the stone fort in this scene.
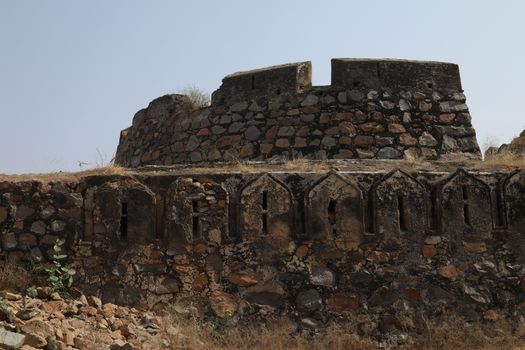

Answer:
[1,59,525,331]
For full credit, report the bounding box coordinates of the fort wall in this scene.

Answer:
[1,166,524,325]
[115,59,480,167]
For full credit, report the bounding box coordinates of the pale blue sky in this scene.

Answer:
[1,0,524,174]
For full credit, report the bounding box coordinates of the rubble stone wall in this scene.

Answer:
[115,59,481,167]
[1,168,524,326]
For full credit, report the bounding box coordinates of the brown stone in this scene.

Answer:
[171,142,185,153]
[421,147,438,159]
[40,300,66,313]
[423,245,437,258]
[359,122,384,133]
[296,245,308,258]
[404,288,421,302]
[260,143,273,154]
[336,112,353,120]
[101,303,118,318]
[217,135,241,149]
[388,123,406,133]
[207,149,221,161]
[339,136,352,145]
[484,309,500,321]
[265,125,279,140]
[294,138,307,148]
[413,92,426,99]
[87,295,102,308]
[209,291,238,318]
[366,250,390,263]
[20,320,55,339]
[354,135,374,146]
[325,127,339,135]
[419,101,433,112]
[296,126,310,137]
[339,122,356,135]
[192,273,209,291]
[438,264,460,281]
[327,292,359,314]
[239,143,254,158]
[399,133,417,145]
[463,241,487,254]
[24,333,47,348]
[197,128,210,136]
[227,272,259,287]
[439,113,456,123]
[79,306,98,317]
[275,138,290,148]
[287,108,300,116]
[319,113,330,124]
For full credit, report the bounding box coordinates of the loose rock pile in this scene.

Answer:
[0,289,170,350]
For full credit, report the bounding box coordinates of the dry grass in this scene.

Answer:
[406,314,525,350]
[158,308,525,350]
[481,151,525,169]
[0,165,130,183]
[1,153,524,185]
[160,313,376,350]
[0,259,33,293]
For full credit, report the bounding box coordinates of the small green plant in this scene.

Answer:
[45,239,76,293]
[25,285,37,298]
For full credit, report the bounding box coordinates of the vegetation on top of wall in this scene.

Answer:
[179,85,210,108]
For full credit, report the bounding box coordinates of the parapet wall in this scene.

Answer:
[1,165,524,328]
[115,58,480,167]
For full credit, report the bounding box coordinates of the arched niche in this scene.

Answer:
[505,170,525,232]
[239,174,292,242]
[372,170,428,241]
[93,180,156,245]
[306,173,363,250]
[165,178,229,245]
[439,170,492,240]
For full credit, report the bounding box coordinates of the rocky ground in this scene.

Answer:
[0,289,170,350]
[2,287,525,350]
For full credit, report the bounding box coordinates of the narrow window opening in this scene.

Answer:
[262,191,268,210]
[328,199,337,235]
[462,186,471,226]
[427,82,434,89]
[495,185,505,227]
[367,194,375,233]
[120,202,128,240]
[262,191,268,234]
[275,88,281,95]
[430,188,438,230]
[192,216,200,237]
[191,199,200,239]
[251,75,255,90]
[397,196,408,231]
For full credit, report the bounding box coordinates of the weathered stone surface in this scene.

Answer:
[114,59,479,166]
[327,292,359,314]
[296,289,322,312]
[310,267,336,287]
[377,147,402,159]
[209,291,238,318]
[0,327,25,349]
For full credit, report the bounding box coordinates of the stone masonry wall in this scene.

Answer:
[115,59,481,167]
[1,167,524,332]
